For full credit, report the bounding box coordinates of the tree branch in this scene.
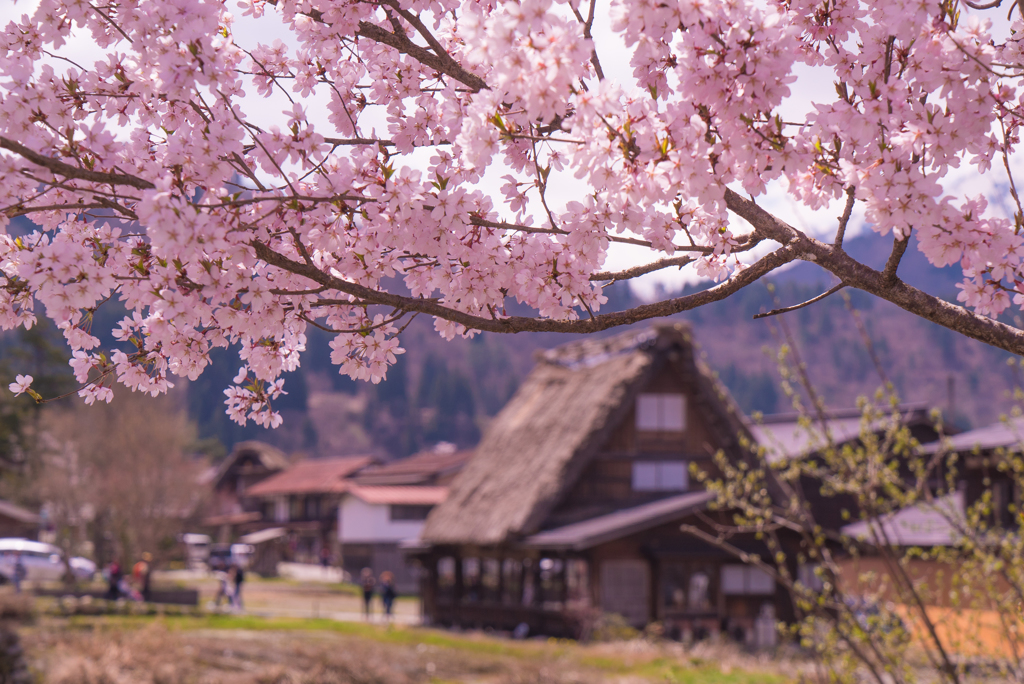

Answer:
[753,283,845,320]
[252,237,799,334]
[355,21,488,93]
[590,254,695,281]
[0,136,155,190]
[882,234,910,286]
[835,186,855,250]
[724,188,1024,356]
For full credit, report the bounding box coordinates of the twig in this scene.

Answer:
[835,186,855,249]
[753,283,845,319]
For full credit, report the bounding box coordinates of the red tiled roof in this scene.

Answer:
[246,456,373,496]
[347,485,448,506]
[354,449,472,485]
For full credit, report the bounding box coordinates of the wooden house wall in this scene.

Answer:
[551,358,729,526]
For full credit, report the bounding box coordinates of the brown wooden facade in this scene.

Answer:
[414,514,793,643]
[415,325,793,643]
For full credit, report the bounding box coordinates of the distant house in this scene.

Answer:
[919,417,1023,529]
[202,441,288,541]
[337,447,471,592]
[244,456,374,563]
[0,499,39,539]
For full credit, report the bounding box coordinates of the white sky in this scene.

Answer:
[1,0,1019,299]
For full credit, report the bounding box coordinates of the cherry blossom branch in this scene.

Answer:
[590,255,697,282]
[267,0,488,93]
[354,21,488,92]
[834,186,856,249]
[0,137,155,190]
[724,189,1024,356]
[252,237,799,334]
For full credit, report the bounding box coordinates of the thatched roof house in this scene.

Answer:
[422,323,749,546]
[412,324,792,641]
[413,324,955,642]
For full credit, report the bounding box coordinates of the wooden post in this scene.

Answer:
[454,551,464,625]
[497,555,506,604]
[558,557,569,606]
[649,557,659,624]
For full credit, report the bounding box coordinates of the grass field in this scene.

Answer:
[20,614,795,683]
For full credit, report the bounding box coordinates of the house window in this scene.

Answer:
[636,393,686,432]
[390,504,433,521]
[721,565,776,595]
[632,461,688,491]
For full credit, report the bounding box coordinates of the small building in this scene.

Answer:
[415,324,792,642]
[920,417,1023,529]
[202,441,289,541]
[338,446,471,591]
[338,485,448,592]
[244,455,374,563]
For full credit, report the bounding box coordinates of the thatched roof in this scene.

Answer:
[210,440,289,490]
[421,323,750,546]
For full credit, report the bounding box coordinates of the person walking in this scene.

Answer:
[213,566,230,609]
[132,553,152,602]
[106,559,122,601]
[360,567,376,620]
[231,563,245,611]
[12,552,25,594]
[378,571,396,624]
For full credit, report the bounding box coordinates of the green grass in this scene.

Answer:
[59,613,788,683]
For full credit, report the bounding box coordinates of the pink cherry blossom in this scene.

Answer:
[3,0,1024,422]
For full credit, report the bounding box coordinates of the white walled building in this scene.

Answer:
[337,485,448,592]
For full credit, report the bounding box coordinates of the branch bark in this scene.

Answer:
[0,136,156,190]
[723,189,1024,356]
[252,238,799,334]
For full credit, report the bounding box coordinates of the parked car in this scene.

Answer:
[0,538,96,583]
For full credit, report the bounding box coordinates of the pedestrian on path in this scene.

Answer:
[106,560,122,601]
[360,567,375,620]
[231,563,245,610]
[12,552,25,594]
[379,570,396,624]
[213,567,230,609]
[132,553,152,602]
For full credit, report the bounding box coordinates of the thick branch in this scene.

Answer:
[0,137,156,190]
[252,238,798,334]
[355,21,488,93]
[724,188,1024,356]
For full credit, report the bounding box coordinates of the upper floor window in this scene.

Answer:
[636,393,686,432]
[632,461,688,491]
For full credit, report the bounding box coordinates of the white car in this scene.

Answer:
[0,538,96,583]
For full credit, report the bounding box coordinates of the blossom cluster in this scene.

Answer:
[1,0,1024,423]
